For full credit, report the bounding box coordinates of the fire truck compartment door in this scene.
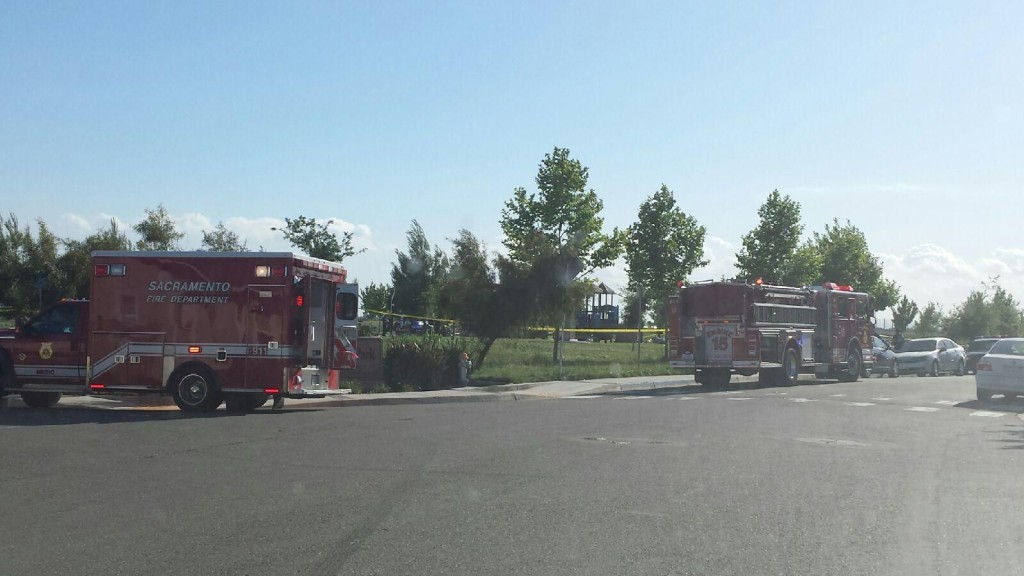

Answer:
[702,323,737,365]
[246,285,285,389]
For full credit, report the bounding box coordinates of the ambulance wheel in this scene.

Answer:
[169,365,222,413]
[225,393,269,412]
[838,349,861,382]
[0,352,14,395]
[779,347,800,386]
[20,391,61,409]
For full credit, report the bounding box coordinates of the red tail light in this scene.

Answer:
[264,388,280,395]
[89,383,105,390]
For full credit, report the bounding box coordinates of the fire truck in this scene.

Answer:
[0,251,359,412]
[667,280,874,388]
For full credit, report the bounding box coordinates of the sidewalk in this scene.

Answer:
[24,374,697,411]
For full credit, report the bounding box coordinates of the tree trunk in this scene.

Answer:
[475,337,498,371]
[551,327,560,363]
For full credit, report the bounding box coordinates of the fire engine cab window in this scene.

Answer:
[336,293,358,321]
[856,298,867,319]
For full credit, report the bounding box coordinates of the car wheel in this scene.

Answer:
[889,360,900,378]
[929,360,939,377]
[978,389,993,402]
[955,360,965,377]
[20,391,61,409]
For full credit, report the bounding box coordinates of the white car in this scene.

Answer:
[894,337,966,377]
[975,337,1024,401]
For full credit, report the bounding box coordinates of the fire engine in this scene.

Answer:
[667,280,874,388]
[0,251,359,412]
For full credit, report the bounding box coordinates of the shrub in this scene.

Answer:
[383,335,479,391]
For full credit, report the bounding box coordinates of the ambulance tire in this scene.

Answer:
[225,393,269,413]
[0,352,13,396]
[20,391,61,409]
[169,364,222,413]
[838,348,862,383]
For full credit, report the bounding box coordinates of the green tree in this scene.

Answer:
[435,230,504,368]
[989,283,1024,337]
[390,220,448,317]
[0,214,62,316]
[625,184,708,327]
[810,218,898,312]
[913,302,944,337]
[201,222,247,252]
[500,147,624,362]
[735,190,809,285]
[359,282,393,316]
[943,290,991,343]
[274,216,363,262]
[892,295,920,332]
[133,204,184,251]
[58,218,132,299]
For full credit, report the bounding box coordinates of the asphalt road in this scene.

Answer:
[3,374,1024,576]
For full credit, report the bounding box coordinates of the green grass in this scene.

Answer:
[471,337,680,383]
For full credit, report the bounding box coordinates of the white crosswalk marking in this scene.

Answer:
[830,394,847,397]
[727,397,755,401]
[565,395,602,399]
[935,400,958,405]
[970,411,1005,418]
[872,397,894,401]
[615,396,653,400]
[906,407,940,412]
[789,398,817,403]
[845,402,876,407]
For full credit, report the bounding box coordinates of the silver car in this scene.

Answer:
[975,337,1024,401]
[894,337,966,377]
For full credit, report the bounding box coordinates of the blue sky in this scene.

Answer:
[2,1,1022,321]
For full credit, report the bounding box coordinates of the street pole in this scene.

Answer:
[637,286,644,371]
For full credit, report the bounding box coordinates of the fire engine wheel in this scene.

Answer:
[780,347,799,386]
[701,369,731,389]
[169,366,222,413]
[838,349,861,382]
[20,391,61,409]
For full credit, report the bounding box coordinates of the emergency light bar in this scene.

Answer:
[94,264,126,277]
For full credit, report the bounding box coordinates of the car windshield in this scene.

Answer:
[968,339,999,352]
[902,339,938,352]
[988,340,1024,356]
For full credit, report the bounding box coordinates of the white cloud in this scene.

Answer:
[877,243,1024,312]
[692,235,738,282]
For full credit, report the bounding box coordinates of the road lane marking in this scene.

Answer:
[935,400,958,405]
[970,411,1005,418]
[713,391,743,395]
[565,395,602,399]
[727,397,755,401]
[830,394,847,397]
[789,398,818,403]
[906,407,940,412]
[872,397,895,401]
[614,396,654,400]
[845,402,876,407]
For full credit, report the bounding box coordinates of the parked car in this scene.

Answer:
[869,334,900,377]
[894,337,966,376]
[975,338,1024,401]
[966,337,1001,374]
